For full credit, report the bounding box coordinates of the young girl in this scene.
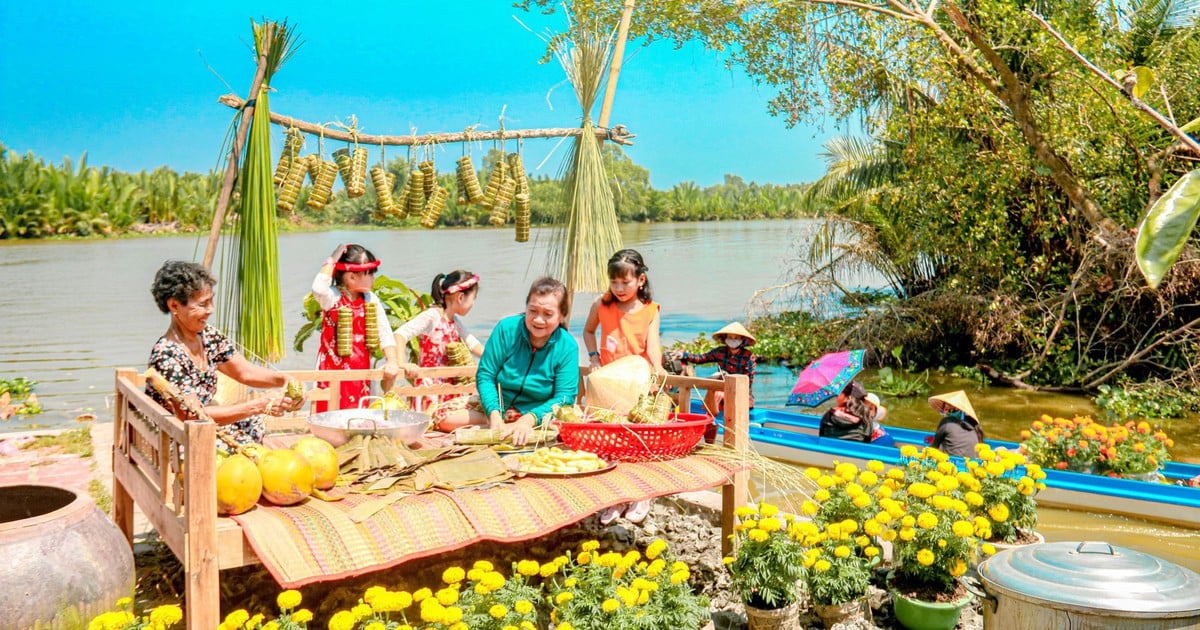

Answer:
[394,270,486,431]
[583,249,663,373]
[312,243,400,412]
[672,321,758,413]
[583,249,662,524]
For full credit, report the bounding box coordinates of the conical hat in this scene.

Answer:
[928,390,978,422]
[713,322,757,346]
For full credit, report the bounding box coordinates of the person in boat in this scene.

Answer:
[669,322,758,414]
[476,277,579,447]
[929,390,984,458]
[147,260,302,452]
[818,381,887,443]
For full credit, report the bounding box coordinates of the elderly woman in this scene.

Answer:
[476,277,580,446]
[147,260,301,451]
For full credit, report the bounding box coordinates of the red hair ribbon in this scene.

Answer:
[334,260,382,272]
[446,274,479,293]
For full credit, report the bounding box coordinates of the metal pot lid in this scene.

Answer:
[978,541,1200,615]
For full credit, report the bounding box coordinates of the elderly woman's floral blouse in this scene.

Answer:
[146,325,263,451]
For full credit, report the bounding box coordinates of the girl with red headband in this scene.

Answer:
[395,269,486,430]
[311,243,400,411]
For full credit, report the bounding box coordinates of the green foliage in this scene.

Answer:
[27,426,92,457]
[873,348,930,397]
[1094,380,1200,420]
[1136,168,1200,288]
[725,502,806,609]
[0,377,36,398]
[803,529,876,606]
[748,311,850,365]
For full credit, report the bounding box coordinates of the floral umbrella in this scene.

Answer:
[787,349,865,407]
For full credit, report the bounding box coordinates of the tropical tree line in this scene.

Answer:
[525,0,1200,394]
[0,143,806,239]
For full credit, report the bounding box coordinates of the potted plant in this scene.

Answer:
[965,445,1047,546]
[889,447,980,630]
[799,520,879,628]
[723,501,806,630]
[1020,415,1174,479]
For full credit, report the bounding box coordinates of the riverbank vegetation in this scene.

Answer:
[0,143,805,240]
[556,0,1200,406]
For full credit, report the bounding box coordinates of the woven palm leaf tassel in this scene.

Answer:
[276,156,307,214]
[370,165,395,219]
[480,160,508,211]
[365,303,380,352]
[273,128,304,186]
[336,306,353,357]
[488,177,515,226]
[514,192,531,242]
[418,160,436,200]
[405,169,425,217]
[420,185,448,229]
[307,157,338,210]
[456,156,485,204]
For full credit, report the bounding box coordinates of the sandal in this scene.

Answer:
[624,499,652,524]
[599,505,624,525]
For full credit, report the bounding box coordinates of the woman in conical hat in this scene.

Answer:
[928,390,984,458]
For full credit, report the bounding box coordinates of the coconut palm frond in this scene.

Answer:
[803,135,897,208]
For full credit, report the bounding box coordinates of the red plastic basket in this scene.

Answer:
[554,413,713,462]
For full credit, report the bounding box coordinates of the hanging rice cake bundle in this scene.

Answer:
[508,153,529,197]
[456,156,485,203]
[370,165,395,218]
[336,306,353,357]
[515,192,531,242]
[273,128,304,186]
[405,169,426,217]
[276,157,307,214]
[365,303,380,352]
[420,185,449,229]
[455,168,468,206]
[306,157,339,211]
[349,147,369,197]
[480,160,508,211]
[445,341,475,385]
[395,172,415,218]
[488,177,515,226]
[418,160,436,200]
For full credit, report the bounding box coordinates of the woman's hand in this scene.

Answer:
[330,243,349,261]
[501,413,537,446]
[488,410,504,431]
[588,355,601,371]
[381,360,400,393]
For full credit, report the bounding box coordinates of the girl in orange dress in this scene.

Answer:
[582,249,662,524]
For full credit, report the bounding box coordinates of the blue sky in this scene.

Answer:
[0,1,835,188]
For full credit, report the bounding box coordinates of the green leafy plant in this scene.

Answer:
[0,377,37,398]
[1019,415,1174,475]
[723,501,806,610]
[872,347,930,397]
[801,522,878,606]
[962,446,1045,543]
[1094,381,1200,420]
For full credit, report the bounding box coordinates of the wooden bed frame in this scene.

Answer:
[111,365,750,629]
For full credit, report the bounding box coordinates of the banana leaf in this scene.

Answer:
[1136,168,1200,289]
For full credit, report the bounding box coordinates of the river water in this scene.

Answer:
[2,220,1198,567]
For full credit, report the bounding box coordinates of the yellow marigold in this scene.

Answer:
[908,482,937,499]
[292,610,313,623]
[865,546,880,558]
[855,535,871,547]
[801,500,819,515]
[115,597,133,609]
[263,622,281,630]
[365,623,386,630]
[950,559,968,577]
[881,529,898,542]
[887,468,907,481]
[670,569,690,585]
[936,476,960,492]
[442,566,465,583]
[649,558,667,576]
[873,511,893,525]
[805,467,823,480]
[224,610,250,628]
[834,545,851,558]
[928,448,950,463]
[516,559,540,576]
[900,445,919,458]
[148,605,183,627]
[989,504,1010,522]
[328,611,356,630]
[845,482,865,497]
[859,470,880,486]
[474,560,495,571]
[514,599,534,615]
[759,517,783,532]
[577,551,592,564]
[986,462,1005,477]
[863,519,883,537]
[876,485,894,500]
[602,598,621,613]
[638,589,651,605]
[351,603,372,619]
[555,591,574,605]
[503,626,519,630]
[275,590,302,611]
[814,488,831,502]
[964,491,984,507]
[917,512,939,530]
[672,560,689,572]
[814,559,832,572]
[748,528,770,542]
[952,520,975,538]
[900,515,916,528]
[734,506,756,518]
[540,562,559,578]
[420,601,445,624]
[817,475,836,488]
[981,543,997,556]
[413,587,432,602]
[936,461,957,475]
[867,460,885,472]
[556,624,574,630]
[484,572,506,591]
[899,527,916,541]
[852,493,872,508]
[436,587,459,606]
[759,502,780,517]
[443,606,464,624]
[564,577,578,588]
[916,549,935,566]
[840,519,859,533]
[646,538,668,560]
[835,462,859,478]
[364,586,386,605]
[938,538,947,548]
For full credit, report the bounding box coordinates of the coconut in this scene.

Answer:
[216,453,262,515]
[256,449,314,506]
[293,436,339,490]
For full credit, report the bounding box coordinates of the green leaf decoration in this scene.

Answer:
[1132,66,1156,99]
[1181,116,1200,134]
[1136,168,1200,289]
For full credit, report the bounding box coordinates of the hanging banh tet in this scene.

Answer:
[333,147,368,198]
[480,160,509,211]
[395,171,415,218]
[273,127,304,186]
[488,176,515,226]
[420,185,449,229]
[370,165,395,219]
[405,169,426,217]
[306,155,338,211]
[508,152,529,198]
[276,153,308,213]
[455,168,468,206]
[364,303,380,352]
[515,192,531,242]
[419,160,436,200]
[456,156,485,204]
[336,306,353,357]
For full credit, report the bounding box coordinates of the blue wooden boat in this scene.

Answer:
[698,402,1200,529]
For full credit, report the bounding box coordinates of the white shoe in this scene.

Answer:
[625,499,652,524]
[599,505,623,525]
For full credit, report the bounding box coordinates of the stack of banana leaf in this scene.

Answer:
[336,435,476,493]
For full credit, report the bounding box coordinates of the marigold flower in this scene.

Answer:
[645,538,668,560]
[443,606,464,624]
[834,545,851,558]
[413,587,432,602]
[328,611,356,630]
[908,482,937,499]
[814,559,832,572]
[916,549,935,566]
[516,559,539,576]
[805,467,822,480]
[473,560,495,571]
[950,559,968,577]
[814,488,831,502]
[602,598,621,613]
[149,605,183,626]
[275,590,302,611]
[556,624,574,630]
[865,546,880,558]
[981,543,997,555]
[917,512,939,529]
[223,610,250,628]
[899,527,916,541]
[670,569,690,585]
[442,566,465,583]
[989,504,1010,522]
[748,528,770,542]
[952,520,975,538]
[292,610,313,623]
[436,587,459,606]
[514,599,534,615]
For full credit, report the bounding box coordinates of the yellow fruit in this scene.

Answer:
[293,436,339,490]
[368,393,409,411]
[257,449,314,506]
[216,453,262,515]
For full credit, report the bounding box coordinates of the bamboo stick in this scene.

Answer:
[216,94,637,146]
[202,31,273,270]
[598,0,637,129]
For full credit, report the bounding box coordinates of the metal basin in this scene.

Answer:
[306,408,432,447]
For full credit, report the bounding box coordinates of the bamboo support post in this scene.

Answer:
[598,0,636,129]
[721,374,750,557]
[202,30,273,270]
[217,95,636,147]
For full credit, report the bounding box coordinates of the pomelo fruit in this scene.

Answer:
[257,448,314,506]
[368,393,409,410]
[216,453,262,515]
[293,436,339,490]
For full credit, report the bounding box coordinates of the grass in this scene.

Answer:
[25,425,93,457]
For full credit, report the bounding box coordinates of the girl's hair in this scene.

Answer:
[431,270,480,307]
[526,276,570,329]
[151,260,215,314]
[601,248,652,305]
[843,396,875,425]
[332,244,377,287]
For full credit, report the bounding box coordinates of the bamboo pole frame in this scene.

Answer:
[216,95,636,147]
[598,0,636,129]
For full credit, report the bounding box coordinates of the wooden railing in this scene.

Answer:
[112,366,749,630]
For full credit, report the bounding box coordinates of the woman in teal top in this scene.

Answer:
[477,277,580,446]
